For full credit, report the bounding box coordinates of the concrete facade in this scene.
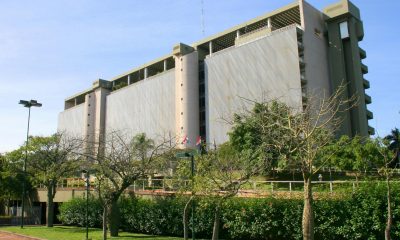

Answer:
[58,0,373,150]
[105,70,175,140]
[206,26,302,144]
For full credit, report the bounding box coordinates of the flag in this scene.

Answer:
[181,135,189,144]
[195,136,202,146]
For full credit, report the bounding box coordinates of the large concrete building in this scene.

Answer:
[58,0,373,149]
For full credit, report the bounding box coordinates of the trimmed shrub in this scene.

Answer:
[58,197,103,228]
[119,196,185,236]
[59,182,400,239]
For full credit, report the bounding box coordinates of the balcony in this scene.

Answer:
[300,74,307,85]
[366,109,373,120]
[364,94,372,104]
[299,57,305,68]
[361,63,368,74]
[368,126,375,135]
[359,47,366,59]
[363,79,370,89]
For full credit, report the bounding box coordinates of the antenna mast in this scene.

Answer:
[201,0,205,36]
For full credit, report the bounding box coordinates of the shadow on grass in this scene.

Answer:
[116,236,163,239]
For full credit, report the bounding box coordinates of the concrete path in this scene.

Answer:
[0,231,42,240]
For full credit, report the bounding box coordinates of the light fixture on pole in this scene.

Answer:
[81,169,90,240]
[19,99,42,228]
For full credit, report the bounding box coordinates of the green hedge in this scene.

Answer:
[58,197,103,228]
[59,183,400,239]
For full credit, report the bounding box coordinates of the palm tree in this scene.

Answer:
[384,128,400,168]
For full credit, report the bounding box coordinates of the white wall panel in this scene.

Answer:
[58,104,85,137]
[105,70,175,141]
[205,27,302,144]
[301,1,331,94]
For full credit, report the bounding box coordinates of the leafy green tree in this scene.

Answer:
[384,128,400,168]
[0,153,25,215]
[229,101,291,175]
[321,135,373,183]
[27,133,83,227]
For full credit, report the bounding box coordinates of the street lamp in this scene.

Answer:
[19,99,42,228]
[81,170,90,240]
[176,152,195,240]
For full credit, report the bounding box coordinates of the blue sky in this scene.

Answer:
[0,0,399,153]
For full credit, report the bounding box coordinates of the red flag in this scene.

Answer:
[195,136,202,146]
[181,135,189,144]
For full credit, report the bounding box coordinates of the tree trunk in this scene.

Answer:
[0,199,5,215]
[385,175,392,240]
[355,174,360,188]
[183,197,193,240]
[212,203,221,240]
[46,183,55,227]
[109,198,120,237]
[102,206,108,240]
[302,177,314,240]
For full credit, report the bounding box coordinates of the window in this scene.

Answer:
[339,21,349,39]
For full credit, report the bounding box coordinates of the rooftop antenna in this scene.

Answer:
[201,0,205,36]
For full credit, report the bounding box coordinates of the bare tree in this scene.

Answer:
[369,138,398,240]
[265,86,355,240]
[27,132,83,227]
[229,85,354,240]
[92,131,173,239]
[193,142,257,240]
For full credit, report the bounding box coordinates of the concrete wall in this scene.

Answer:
[105,70,175,141]
[58,104,85,137]
[205,26,302,144]
[300,1,331,95]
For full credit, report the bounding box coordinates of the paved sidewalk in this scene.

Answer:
[0,231,42,240]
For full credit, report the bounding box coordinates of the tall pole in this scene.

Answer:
[19,99,42,228]
[86,171,89,240]
[21,107,31,228]
[191,154,195,240]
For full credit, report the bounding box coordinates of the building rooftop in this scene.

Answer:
[65,1,302,103]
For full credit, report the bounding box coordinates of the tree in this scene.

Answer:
[194,142,257,240]
[27,133,83,227]
[171,151,194,240]
[229,101,290,175]
[368,138,397,240]
[229,85,353,240]
[0,153,24,215]
[384,128,400,168]
[322,135,371,184]
[93,132,172,239]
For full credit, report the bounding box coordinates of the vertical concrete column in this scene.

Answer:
[83,92,96,158]
[83,80,111,159]
[267,18,272,29]
[163,60,167,71]
[144,67,148,79]
[173,44,199,149]
[93,87,110,145]
[209,41,213,56]
[127,75,131,85]
[236,30,240,39]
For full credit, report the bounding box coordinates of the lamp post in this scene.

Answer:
[82,170,90,240]
[19,99,42,228]
[189,153,195,240]
[175,151,196,239]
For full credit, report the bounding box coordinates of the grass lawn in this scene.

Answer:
[0,226,183,240]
